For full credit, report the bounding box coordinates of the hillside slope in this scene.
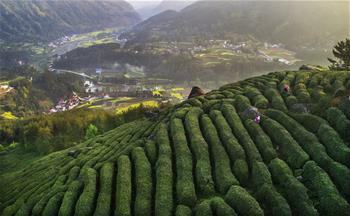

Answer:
[0,0,140,42]
[1,70,350,215]
[122,1,348,48]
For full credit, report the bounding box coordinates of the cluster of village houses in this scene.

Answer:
[49,92,114,113]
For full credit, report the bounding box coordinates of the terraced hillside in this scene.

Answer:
[1,70,350,216]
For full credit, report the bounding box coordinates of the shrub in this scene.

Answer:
[184,109,215,196]
[224,185,264,216]
[255,184,292,216]
[268,159,318,216]
[200,115,239,193]
[261,117,309,169]
[221,104,263,164]
[303,161,350,216]
[115,155,132,216]
[232,159,249,185]
[209,110,246,162]
[251,161,272,188]
[144,140,157,165]
[211,197,237,216]
[285,96,298,108]
[175,205,192,216]
[58,180,83,216]
[195,200,212,216]
[233,95,251,112]
[66,166,80,184]
[131,147,152,216]
[317,124,350,167]
[290,113,328,133]
[264,88,288,112]
[75,168,97,216]
[42,192,65,216]
[244,119,277,163]
[326,107,350,140]
[155,123,174,216]
[94,163,114,216]
[170,118,196,206]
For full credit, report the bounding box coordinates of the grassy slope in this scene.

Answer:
[1,70,350,215]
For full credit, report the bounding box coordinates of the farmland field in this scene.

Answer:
[1,70,350,215]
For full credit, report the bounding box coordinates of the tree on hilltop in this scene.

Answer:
[328,38,350,70]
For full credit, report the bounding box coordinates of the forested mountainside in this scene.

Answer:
[1,70,350,215]
[122,1,348,48]
[0,0,140,42]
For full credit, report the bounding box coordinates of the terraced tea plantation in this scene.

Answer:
[1,70,350,216]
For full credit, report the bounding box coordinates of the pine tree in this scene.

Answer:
[328,38,350,70]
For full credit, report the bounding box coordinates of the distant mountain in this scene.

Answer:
[153,0,195,14]
[0,0,141,42]
[122,0,349,48]
[130,0,195,20]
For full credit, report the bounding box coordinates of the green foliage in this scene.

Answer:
[328,38,350,70]
[58,180,82,216]
[325,107,350,140]
[155,123,174,216]
[94,163,113,216]
[264,88,288,112]
[131,147,152,216]
[222,103,263,165]
[303,161,350,216]
[42,192,65,216]
[85,124,99,141]
[184,108,215,196]
[268,159,318,216]
[225,185,264,216]
[175,205,192,216]
[244,119,277,163]
[209,110,246,162]
[75,168,97,216]
[211,197,237,216]
[115,155,132,216]
[261,116,309,169]
[232,159,249,185]
[200,114,239,193]
[195,200,212,216]
[170,118,197,206]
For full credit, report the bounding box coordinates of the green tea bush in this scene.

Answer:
[255,184,292,216]
[200,115,239,193]
[75,168,97,216]
[155,123,174,216]
[131,147,152,216]
[285,96,298,108]
[209,110,246,162]
[144,140,157,165]
[58,180,83,216]
[264,88,288,112]
[232,159,249,185]
[115,155,132,216]
[175,205,192,216]
[66,166,80,184]
[42,192,64,216]
[261,117,309,169]
[244,119,277,163]
[266,109,332,167]
[195,200,212,216]
[184,108,215,196]
[268,159,318,216]
[170,118,196,206]
[211,197,237,216]
[222,104,263,164]
[317,124,350,167]
[326,107,350,140]
[303,161,350,216]
[251,161,272,188]
[233,95,251,112]
[224,185,264,216]
[290,113,328,133]
[94,163,113,216]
